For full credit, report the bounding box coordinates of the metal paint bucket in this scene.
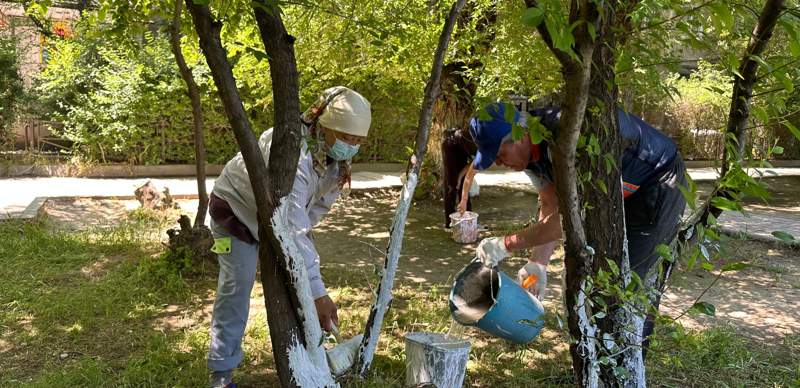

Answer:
[404,332,471,388]
[449,211,479,244]
[449,261,545,344]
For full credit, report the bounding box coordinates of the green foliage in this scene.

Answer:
[0,35,26,148]
[687,301,715,317]
[33,27,249,164]
[771,230,797,244]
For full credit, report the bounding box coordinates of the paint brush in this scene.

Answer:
[326,323,363,376]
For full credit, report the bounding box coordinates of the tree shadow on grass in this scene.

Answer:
[0,218,222,386]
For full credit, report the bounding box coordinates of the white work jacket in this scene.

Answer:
[212,128,341,299]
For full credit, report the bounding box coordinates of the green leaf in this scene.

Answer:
[655,244,674,262]
[710,196,740,212]
[771,231,797,242]
[511,124,524,141]
[245,46,270,62]
[779,19,800,57]
[775,70,794,93]
[752,106,769,124]
[587,22,597,41]
[709,3,733,31]
[687,249,699,271]
[526,115,549,144]
[784,121,800,142]
[749,55,772,73]
[772,145,784,155]
[613,366,631,380]
[597,179,608,194]
[504,102,516,123]
[606,259,620,276]
[520,7,545,28]
[603,153,616,174]
[594,311,606,319]
[722,262,750,272]
[689,301,716,316]
[701,262,714,271]
[477,107,491,121]
[192,0,210,5]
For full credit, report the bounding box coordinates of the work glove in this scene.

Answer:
[476,237,509,267]
[517,262,547,300]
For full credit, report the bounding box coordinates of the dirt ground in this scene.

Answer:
[42,181,800,343]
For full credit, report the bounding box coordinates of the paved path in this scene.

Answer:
[2,166,799,243]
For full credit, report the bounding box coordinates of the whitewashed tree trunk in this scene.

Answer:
[353,0,468,377]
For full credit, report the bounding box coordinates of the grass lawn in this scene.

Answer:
[1,211,798,387]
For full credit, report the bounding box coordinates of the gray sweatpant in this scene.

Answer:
[207,220,259,372]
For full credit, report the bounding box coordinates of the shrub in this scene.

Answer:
[0,35,25,148]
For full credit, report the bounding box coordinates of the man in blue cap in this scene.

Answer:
[470,102,686,349]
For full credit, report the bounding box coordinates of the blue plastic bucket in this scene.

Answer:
[449,261,545,344]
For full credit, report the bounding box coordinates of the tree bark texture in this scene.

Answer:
[252,3,336,385]
[353,0,467,377]
[169,0,208,228]
[681,0,785,242]
[184,2,333,387]
[522,0,603,385]
[431,2,496,212]
[720,0,786,178]
[428,0,498,157]
[581,2,645,386]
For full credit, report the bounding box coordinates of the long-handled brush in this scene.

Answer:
[326,323,363,376]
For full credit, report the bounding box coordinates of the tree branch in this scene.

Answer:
[636,0,716,32]
[522,0,577,68]
[169,0,208,228]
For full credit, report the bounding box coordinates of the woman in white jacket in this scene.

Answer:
[206,86,371,388]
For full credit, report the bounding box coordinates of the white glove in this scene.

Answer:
[517,262,547,300]
[476,237,509,267]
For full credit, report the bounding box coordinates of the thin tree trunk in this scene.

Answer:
[681,0,785,240]
[720,0,786,177]
[168,0,208,228]
[353,0,468,377]
[184,2,335,386]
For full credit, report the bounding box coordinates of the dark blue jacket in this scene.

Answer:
[525,107,678,196]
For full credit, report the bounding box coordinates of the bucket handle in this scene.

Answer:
[450,212,476,227]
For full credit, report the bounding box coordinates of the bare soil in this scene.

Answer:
[43,183,800,343]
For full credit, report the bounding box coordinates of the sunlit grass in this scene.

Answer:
[1,217,797,387]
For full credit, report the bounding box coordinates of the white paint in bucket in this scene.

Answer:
[449,211,478,244]
[405,332,471,388]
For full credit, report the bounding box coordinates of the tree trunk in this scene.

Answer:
[581,2,645,385]
[721,0,785,177]
[353,0,467,377]
[681,0,785,240]
[184,2,335,386]
[433,2,497,216]
[168,0,209,228]
[522,0,604,385]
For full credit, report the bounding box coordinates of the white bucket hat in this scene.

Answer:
[317,86,371,137]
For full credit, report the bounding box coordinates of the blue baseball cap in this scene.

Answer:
[469,103,519,170]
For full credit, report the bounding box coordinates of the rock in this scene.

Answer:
[134,180,175,210]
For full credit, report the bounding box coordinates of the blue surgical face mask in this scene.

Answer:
[327,138,360,161]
